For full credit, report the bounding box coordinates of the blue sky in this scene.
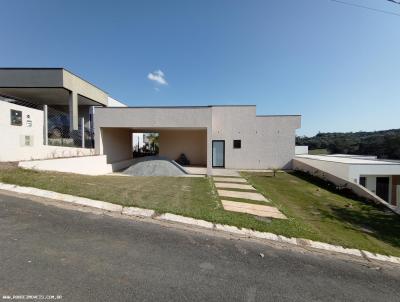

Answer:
[1,0,399,136]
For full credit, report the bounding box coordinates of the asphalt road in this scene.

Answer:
[0,192,399,302]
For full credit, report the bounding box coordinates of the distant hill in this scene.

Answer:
[296,129,400,160]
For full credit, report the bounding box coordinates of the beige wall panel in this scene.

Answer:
[159,130,207,165]
[101,128,132,163]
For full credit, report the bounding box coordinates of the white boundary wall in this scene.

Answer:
[0,101,94,162]
[295,146,308,155]
[19,155,134,175]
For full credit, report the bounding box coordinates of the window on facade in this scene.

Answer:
[10,109,22,126]
[233,140,241,149]
[359,176,366,187]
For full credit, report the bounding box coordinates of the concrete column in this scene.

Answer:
[206,127,212,176]
[68,91,78,131]
[81,117,85,148]
[43,105,48,145]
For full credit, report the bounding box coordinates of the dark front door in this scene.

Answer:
[376,177,389,201]
[212,140,225,168]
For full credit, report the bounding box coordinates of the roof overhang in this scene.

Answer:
[0,68,108,106]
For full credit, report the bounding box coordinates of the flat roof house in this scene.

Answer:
[294,154,400,211]
[94,106,301,174]
[0,68,301,173]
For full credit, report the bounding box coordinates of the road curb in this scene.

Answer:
[1,182,399,265]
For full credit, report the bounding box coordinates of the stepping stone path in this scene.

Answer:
[213,176,287,220]
[214,182,256,190]
[221,200,287,219]
[213,177,247,183]
[217,190,268,202]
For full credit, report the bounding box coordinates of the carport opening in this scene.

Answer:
[101,127,207,172]
[131,129,207,167]
[132,132,159,158]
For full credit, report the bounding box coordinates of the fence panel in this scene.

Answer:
[47,106,93,148]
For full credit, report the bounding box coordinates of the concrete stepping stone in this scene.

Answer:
[222,200,286,219]
[211,169,240,177]
[217,190,268,202]
[214,182,256,190]
[213,177,247,183]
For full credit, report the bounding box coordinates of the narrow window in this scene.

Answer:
[359,176,366,187]
[233,140,241,149]
[10,109,22,126]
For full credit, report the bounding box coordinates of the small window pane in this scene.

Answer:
[233,140,241,149]
[10,109,22,126]
[359,177,366,187]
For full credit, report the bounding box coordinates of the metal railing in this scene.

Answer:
[47,105,94,148]
[1,94,93,149]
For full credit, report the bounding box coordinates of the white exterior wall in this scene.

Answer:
[295,146,309,155]
[349,165,400,183]
[293,157,351,180]
[107,96,127,107]
[296,155,400,184]
[94,106,300,171]
[18,155,133,175]
[211,107,300,169]
[254,116,300,169]
[360,175,393,202]
[0,101,94,162]
[0,101,43,161]
[211,106,257,169]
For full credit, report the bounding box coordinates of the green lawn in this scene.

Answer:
[242,171,400,256]
[1,166,399,256]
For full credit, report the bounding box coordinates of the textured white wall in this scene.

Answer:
[94,106,300,170]
[0,101,44,161]
[295,146,309,155]
[94,106,301,169]
[211,106,300,169]
[0,102,94,162]
[294,156,351,180]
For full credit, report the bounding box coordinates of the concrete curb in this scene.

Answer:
[1,182,399,265]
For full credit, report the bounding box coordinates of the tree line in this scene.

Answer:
[296,129,400,159]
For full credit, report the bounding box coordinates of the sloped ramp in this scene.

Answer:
[122,156,187,176]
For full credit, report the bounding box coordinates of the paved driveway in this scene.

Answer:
[0,192,399,302]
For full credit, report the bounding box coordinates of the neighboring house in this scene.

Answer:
[0,68,126,161]
[294,154,400,209]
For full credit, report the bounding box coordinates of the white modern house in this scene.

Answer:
[294,154,400,209]
[94,106,301,174]
[0,68,301,174]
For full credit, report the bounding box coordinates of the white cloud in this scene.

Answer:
[147,70,168,85]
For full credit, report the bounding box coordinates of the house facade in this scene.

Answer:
[94,106,301,173]
[0,68,301,173]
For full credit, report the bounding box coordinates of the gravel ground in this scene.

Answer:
[122,156,187,176]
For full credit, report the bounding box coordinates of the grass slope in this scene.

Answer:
[1,166,399,256]
[243,171,400,256]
